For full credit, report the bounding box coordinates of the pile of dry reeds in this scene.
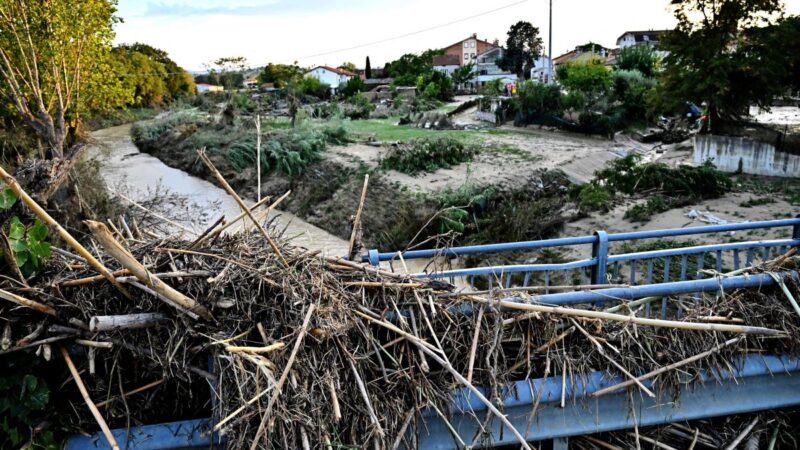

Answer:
[2,158,800,450]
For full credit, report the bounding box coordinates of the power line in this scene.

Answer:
[286,0,530,63]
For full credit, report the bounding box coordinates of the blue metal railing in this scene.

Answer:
[365,218,800,293]
[65,218,800,450]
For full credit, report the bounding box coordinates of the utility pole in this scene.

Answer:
[548,0,553,83]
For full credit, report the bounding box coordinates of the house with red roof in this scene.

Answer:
[304,66,357,94]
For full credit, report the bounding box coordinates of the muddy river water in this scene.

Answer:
[86,124,350,256]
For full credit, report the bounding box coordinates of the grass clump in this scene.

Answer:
[739,196,776,208]
[624,195,669,222]
[380,137,478,175]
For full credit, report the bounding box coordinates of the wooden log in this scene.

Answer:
[84,220,214,321]
[0,165,131,298]
[89,313,168,332]
[0,288,57,316]
[60,347,120,450]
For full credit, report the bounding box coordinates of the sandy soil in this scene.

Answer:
[562,191,794,260]
[326,121,656,195]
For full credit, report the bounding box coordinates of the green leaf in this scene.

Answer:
[8,218,24,241]
[0,188,17,210]
[9,239,26,253]
[28,220,48,242]
[13,251,28,268]
[30,241,51,259]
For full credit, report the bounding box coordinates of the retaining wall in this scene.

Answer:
[693,134,800,178]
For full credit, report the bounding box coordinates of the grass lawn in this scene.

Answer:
[342,117,483,141]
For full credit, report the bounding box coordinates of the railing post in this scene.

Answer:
[592,230,609,285]
[793,215,800,246]
[368,249,380,266]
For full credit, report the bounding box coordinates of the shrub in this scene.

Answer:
[576,183,613,213]
[342,93,375,119]
[298,76,331,99]
[612,69,657,125]
[339,77,366,98]
[131,110,204,144]
[380,137,478,175]
[415,70,453,101]
[616,45,660,77]
[596,154,732,199]
[513,81,564,125]
[226,122,349,176]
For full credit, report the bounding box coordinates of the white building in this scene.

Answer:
[432,54,461,76]
[304,66,357,94]
[530,56,553,84]
[616,30,668,49]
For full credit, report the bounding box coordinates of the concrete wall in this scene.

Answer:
[694,134,800,178]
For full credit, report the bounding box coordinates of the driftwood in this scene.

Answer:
[0,288,57,316]
[84,221,213,320]
[0,165,131,298]
[89,313,169,332]
[347,174,369,260]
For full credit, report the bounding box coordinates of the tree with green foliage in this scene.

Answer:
[616,45,661,77]
[557,57,614,135]
[416,70,453,101]
[206,56,248,90]
[451,63,476,88]
[0,0,121,156]
[498,21,544,79]
[298,76,331,99]
[117,49,168,106]
[365,56,372,79]
[338,62,357,73]
[513,81,564,125]
[118,43,195,99]
[656,0,785,129]
[340,77,367,98]
[557,57,613,99]
[385,49,444,86]
[258,63,304,88]
[611,69,657,124]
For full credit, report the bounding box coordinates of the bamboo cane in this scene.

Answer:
[197,151,288,267]
[591,337,743,398]
[61,347,120,450]
[224,343,285,353]
[84,221,213,321]
[0,165,130,298]
[0,288,56,316]
[466,296,784,335]
[347,174,369,259]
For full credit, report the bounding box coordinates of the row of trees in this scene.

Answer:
[0,0,194,156]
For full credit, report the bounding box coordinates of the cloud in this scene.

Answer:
[143,0,375,17]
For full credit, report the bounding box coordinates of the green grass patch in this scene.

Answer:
[343,117,483,142]
[738,196,776,207]
[624,195,670,222]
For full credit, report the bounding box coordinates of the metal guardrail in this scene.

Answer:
[65,219,800,450]
[366,218,800,294]
[66,352,800,450]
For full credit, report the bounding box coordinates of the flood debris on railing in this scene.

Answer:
[2,163,800,450]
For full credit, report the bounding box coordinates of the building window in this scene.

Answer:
[464,42,468,48]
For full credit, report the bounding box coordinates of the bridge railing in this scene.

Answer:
[364,217,800,297]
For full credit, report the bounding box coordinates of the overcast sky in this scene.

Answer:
[114,0,800,72]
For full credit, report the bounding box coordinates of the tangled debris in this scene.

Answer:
[2,163,800,449]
